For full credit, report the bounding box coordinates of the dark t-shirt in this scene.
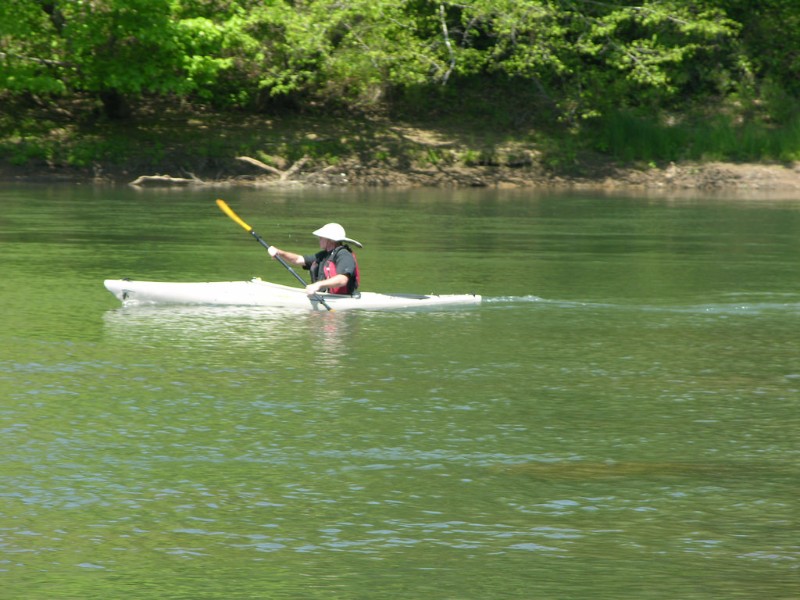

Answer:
[303,246,358,293]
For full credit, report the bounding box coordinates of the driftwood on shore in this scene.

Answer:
[236,155,309,181]
[129,173,203,187]
[116,157,800,191]
[128,156,310,187]
[235,156,282,177]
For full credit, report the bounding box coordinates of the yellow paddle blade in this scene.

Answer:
[216,199,252,232]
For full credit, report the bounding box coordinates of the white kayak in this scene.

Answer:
[104,278,481,311]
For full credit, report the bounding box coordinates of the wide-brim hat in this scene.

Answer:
[312,222,363,248]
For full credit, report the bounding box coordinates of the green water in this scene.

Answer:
[1,185,798,599]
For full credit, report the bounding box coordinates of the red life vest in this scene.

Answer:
[321,246,360,295]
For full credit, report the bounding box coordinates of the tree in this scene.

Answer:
[428,1,743,120]
[714,0,800,119]
[0,0,242,116]
[0,0,786,122]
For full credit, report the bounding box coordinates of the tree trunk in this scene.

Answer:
[100,90,131,119]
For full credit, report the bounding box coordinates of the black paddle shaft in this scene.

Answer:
[249,230,334,312]
[215,198,333,311]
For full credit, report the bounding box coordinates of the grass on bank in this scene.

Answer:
[588,110,800,165]
[1,91,800,180]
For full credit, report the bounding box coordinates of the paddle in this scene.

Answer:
[216,199,334,311]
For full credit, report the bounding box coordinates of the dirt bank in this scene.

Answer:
[293,159,800,192]
[5,158,800,195]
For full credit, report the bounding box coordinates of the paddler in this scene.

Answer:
[268,223,362,296]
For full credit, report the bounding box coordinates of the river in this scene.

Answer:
[2,184,798,599]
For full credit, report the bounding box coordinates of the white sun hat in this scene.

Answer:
[312,222,363,247]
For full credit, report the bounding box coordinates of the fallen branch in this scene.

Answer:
[129,173,203,187]
[236,156,283,177]
[282,156,309,181]
[236,155,310,181]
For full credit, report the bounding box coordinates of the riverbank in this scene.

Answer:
[5,155,800,195]
[3,104,800,193]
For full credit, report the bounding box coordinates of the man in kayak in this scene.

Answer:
[267,223,362,296]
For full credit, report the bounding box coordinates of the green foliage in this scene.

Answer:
[0,136,51,165]
[719,0,800,96]
[0,0,774,119]
[1,0,800,171]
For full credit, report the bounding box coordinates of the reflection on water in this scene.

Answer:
[104,305,317,345]
[102,305,358,367]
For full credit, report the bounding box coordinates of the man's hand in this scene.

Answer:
[305,282,323,296]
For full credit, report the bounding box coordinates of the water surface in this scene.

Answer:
[1,185,798,599]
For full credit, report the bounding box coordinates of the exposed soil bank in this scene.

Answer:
[5,159,800,196]
[289,159,800,193]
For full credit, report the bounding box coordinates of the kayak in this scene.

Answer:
[104,278,481,311]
